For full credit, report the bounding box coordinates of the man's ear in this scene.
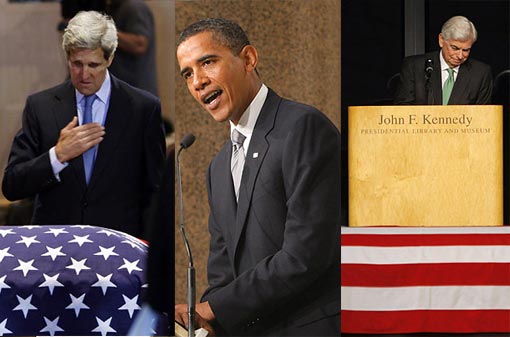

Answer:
[106,54,114,67]
[438,33,445,48]
[240,45,258,73]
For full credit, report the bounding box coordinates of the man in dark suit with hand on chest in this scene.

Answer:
[2,11,165,238]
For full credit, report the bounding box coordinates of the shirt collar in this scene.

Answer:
[75,71,112,105]
[230,84,268,138]
[439,51,460,73]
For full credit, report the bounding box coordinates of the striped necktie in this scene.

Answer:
[231,129,246,201]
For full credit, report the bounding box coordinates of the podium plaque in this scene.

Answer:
[348,105,503,227]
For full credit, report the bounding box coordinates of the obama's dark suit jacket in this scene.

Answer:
[394,51,492,105]
[2,75,166,238]
[202,89,341,336]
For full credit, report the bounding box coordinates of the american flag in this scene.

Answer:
[0,225,149,336]
[341,226,510,334]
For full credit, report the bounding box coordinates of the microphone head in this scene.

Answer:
[180,133,196,149]
[425,58,434,73]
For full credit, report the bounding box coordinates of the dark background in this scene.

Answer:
[341,0,510,225]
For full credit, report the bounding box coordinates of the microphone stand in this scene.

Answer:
[425,59,434,105]
[177,145,195,337]
[426,73,434,105]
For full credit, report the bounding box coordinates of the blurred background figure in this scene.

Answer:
[129,145,174,336]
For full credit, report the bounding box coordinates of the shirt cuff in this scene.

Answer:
[49,146,68,181]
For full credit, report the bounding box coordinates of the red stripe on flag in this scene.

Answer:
[341,263,510,286]
[341,309,510,333]
[341,234,510,246]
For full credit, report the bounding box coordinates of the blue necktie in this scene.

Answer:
[83,95,97,184]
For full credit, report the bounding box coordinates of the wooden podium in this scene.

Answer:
[348,105,503,227]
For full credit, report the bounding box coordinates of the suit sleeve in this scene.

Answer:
[201,164,235,300]
[2,96,58,201]
[141,98,166,236]
[204,112,341,334]
[394,57,417,105]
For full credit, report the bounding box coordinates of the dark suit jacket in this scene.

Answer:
[2,75,166,238]
[394,51,493,105]
[202,89,341,336]
[147,146,174,335]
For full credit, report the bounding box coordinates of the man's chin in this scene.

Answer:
[206,108,229,123]
[77,88,94,96]
[450,60,464,67]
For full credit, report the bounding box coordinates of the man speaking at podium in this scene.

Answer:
[175,18,341,336]
[394,15,492,105]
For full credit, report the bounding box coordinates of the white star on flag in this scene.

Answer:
[66,258,91,275]
[13,259,38,277]
[40,316,64,336]
[41,246,67,261]
[97,229,115,237]
[92,273,117,295]
[118,294,141,318]
[24,225,41,229]
[39,273,64,295]
[0,225,152,335]
[0,276,10,294]
[0,319,12,335]
[0,229,15,238]
[94,246,119,260]
[71,225,93,229]
[13,294,37,318]
[68,234,93,247]
[16,235,40,248]
[118,258,142,274]
[66,293,90,317]
[0,247,14,263]
[44,228,69,237]
[92,317,117,336]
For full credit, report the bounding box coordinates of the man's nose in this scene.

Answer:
[193,70,208,90]
[457,50,467,59]
[82,66,91,79]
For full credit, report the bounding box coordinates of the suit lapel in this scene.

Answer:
[449,60,471,104]
[214,144,238,257]
[232,89,280,255]
[431,52,443,105]
[88,75,131,192]
[52,81,87,190]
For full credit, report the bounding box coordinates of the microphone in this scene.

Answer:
[180,133,196,149]
[177,133,196,337]
[425,59,434,104]
[425,58,434,77]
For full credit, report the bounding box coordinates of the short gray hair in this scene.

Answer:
[441,16,477,43]
[62,11,118,60]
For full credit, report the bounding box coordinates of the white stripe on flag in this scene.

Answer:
[341,245,510,264]
[341,285,510,311]
[341,227,510,235]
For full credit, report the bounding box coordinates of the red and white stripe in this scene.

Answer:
[341,226,510,333]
